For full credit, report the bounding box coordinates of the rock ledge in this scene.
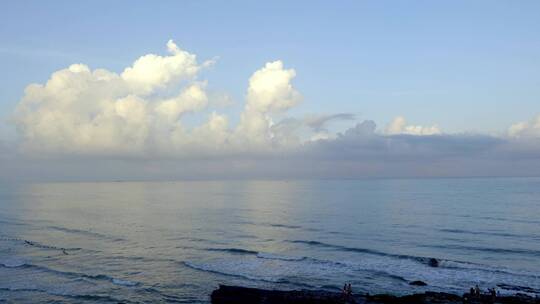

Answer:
[211,285,540,304]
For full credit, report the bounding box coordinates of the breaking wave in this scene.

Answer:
[0,259,140,287]
[184,242,540,296]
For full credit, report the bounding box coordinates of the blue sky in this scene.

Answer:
[1,0,539,140]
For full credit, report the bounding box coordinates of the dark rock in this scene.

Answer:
[409,280,428,286]
[211,285,540,304]
[428,258,439,268]
[367,292,463,304]
[211,285,357,304]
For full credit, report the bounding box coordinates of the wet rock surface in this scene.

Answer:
[211,285,357,304]
[211,285,540,304]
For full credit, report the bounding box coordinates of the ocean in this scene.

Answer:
[1,178,539,303]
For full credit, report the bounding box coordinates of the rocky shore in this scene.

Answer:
[211,285,539,304]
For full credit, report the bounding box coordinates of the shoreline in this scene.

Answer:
[211,285,539,304]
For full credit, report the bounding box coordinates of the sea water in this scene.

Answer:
[1,178,539,303]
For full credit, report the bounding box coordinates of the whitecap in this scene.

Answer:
[0,257,27,268]
[111,278,138,287]
[256,252,305,261]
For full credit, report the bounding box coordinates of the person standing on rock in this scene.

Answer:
[489,288,496,301]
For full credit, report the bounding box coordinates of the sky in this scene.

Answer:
[1,1,540,181]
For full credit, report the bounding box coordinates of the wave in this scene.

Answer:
[0,257,27,268]
[181,261,282,283]
[496,283,540,294]
[0,236,82,252]
[234,220,301,230]
[103,254,175,264]
[438,228,532,239]
[183,250,540,296]
[181,256,409,290]
[287,240,435,264]
[268,223,302,229]
[182,260,326,289]
[111,278,139,287]
[256,252,306,261]
[420,243,540,257]
[205,247,259,255]
[0,219,27,226]
[45,225,125,242]
[204,247,308,262]
[202,241,456,274]
[22,239,82,252]
[0,236,27,242]
[440,260,539,279]
[0,260,140,287]
[287,239,540,279]
[168,236,229,246]
[0,287,136,303]
[455,214,540,225]
[287,240,387,255]
[305,246,539,282]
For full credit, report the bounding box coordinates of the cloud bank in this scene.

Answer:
[509,114,540,138]
[13,41,304,158]
[5,41,540,181]
[384,116,441,136]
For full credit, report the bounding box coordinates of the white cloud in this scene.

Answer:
[121,40,202,95]
[17,39,540,181]
[245,61,301,113]
[509,114,540,138]
[384,116,441,136]
[235,60,302,147]
[154,82,208,122]
[13,42,304,157]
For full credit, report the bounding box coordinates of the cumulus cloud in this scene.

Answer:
[321,120,500,161]
[384,116,441,136]
[13,42,303,157]
[14,63,152,155]
[122,40,208,95]
[8,41,540,181]
[235,61,302,147]
[154,82,208,122]
[509,114,540,138]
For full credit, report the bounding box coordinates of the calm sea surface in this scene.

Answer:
[1,178,539,303]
